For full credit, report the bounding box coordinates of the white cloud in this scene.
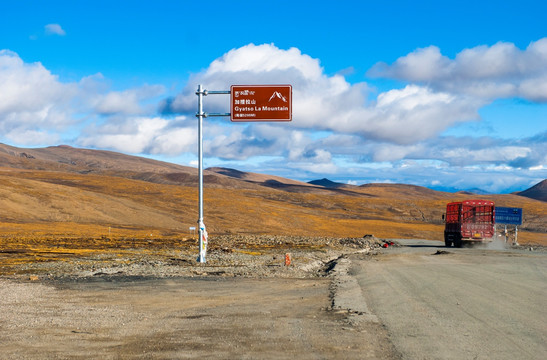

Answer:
[0,50,76,143]
[294,130,546,176]
[519,75,547,102]
[164,43,482,146]
[295,161,339,175]
[362,85,482,144]
[76,73,166,115]
[203,123,296,160]
[208,44,322,79]
[371,143,422,162]
[441,146,531,164]
[0,50,167,146]
[92,85,165,115]
[45,24,66,36]
[368,46,452,82]
[0,50,71,115]
[78,116,196,155]
[5,128,60,146]
[368,38,547,102]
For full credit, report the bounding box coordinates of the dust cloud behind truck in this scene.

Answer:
[443,200,495,247]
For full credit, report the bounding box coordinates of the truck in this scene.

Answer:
[443,200,495,247]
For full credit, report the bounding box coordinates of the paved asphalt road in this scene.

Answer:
[350,239,547,359]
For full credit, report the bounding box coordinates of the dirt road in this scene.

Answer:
[0,276,397,359]
[350,239,547,359]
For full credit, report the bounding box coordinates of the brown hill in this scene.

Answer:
[207,167,306,185]
[0,143,267,190]
[516,179,547,202]
[0,143,188,173]
[0,144,545,245]
[206,167,323,192]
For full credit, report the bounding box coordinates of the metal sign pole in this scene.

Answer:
[193,85,288,262]
[195,85,230,263]
[196,85,205,263]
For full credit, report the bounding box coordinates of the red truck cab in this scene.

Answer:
[444,200,495,247]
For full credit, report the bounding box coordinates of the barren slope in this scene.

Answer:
[0,144,545,245]
[516,179,547,202]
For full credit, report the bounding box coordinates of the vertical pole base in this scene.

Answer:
[198,227,206,264]
[198,221,207,263]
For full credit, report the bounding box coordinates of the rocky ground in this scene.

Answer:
[2,235,544,359]
[1,234,393,280]
[2,234,541,280]
[0,235,405,359]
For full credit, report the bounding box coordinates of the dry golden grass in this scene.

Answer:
[3,144,543,275]
[0,165,545,250]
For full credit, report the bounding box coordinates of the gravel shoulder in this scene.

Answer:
[0,235,400,359]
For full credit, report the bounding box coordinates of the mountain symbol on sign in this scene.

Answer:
[268,91,287,103]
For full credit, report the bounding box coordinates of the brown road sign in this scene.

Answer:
[231,85,292,122]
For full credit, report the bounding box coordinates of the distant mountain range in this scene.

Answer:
[0,143,545,242]
[307,177,545,201]
[1,143,544,201]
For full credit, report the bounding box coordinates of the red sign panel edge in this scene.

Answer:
[230,84,292,122]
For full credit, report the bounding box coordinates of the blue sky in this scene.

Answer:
[1,0,546,193]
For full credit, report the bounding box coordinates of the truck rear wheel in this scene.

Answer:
[454,236,463,248]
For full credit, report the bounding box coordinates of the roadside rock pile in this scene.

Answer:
[340,235,384,248]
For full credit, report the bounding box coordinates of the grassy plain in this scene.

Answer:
[0,144,545,273]
[1,169,544,242]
